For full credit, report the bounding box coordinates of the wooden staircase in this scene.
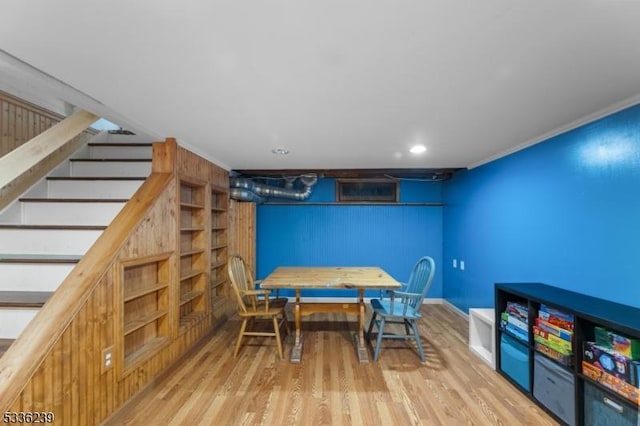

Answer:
[0,132,153,356]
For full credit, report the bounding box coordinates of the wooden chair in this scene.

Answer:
[366,256,435,362]
[227,255,290,359]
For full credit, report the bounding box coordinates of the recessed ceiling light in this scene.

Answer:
[271,148,290,155]
[410,145,427,154]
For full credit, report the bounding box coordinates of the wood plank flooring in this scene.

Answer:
[104,304,558,425]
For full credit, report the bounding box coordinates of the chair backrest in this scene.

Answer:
[227,255,252,314]
[403,256,436,313]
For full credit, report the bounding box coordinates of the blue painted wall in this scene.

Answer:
[443,103,640,312]
[256,178,444,298]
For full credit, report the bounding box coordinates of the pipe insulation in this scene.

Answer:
[229,174,318,202]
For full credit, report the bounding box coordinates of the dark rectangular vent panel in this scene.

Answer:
[336,179,398,203]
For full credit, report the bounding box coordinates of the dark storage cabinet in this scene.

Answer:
[495,283,640,426]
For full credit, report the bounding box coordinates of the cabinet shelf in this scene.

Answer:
[211,243,227,250]
[180,201,204,209]
[211,260,225,270]
[124,336,170,367]
[180,269,205,281]
[211,278,227,289]
[180,290,205,306]
[180,248,205,257]
[124,282,169,302]
[180,226,205,232]
[124,309,169,335]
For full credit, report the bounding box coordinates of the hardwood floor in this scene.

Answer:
[105,304,558,425]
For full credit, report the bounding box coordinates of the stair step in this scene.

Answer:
[0,227,103,255]
[88,143,152,159]
[17,199,126,226]
[88,143,153,147]
[20,198,129,202]
[0,292,54,338]
[0,253,82,263]
[0,291,54,308]
[69,158,151,162]
[0,289,50,338]
[0,338,14,358]
[0,254,80,292]
[69,158,152,177]
[47,176,147,180]
[0,224,106,230]
[47,177,145,199]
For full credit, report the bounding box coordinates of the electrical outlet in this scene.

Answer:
[452,259,457,268]
[460,261,465,271]
[102,346,114,373]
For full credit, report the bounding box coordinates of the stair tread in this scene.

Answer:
[0,338,14,357]
[0,254,81,263]
[88,142,153,147]
[0,291,54,307]
[18,198,128,203]
[0,224,106,230]
[47,176,146,181]
[69,158,151,162]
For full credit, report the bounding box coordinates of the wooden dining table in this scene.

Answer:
[260,266,401,363]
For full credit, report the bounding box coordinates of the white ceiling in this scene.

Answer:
[2,1,640,172]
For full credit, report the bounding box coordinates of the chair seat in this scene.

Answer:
[370,298,421,320]
[239,298,289,318]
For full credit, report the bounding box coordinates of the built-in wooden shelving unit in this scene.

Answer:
[178,179,209,332]
[210,185,229,316]
[118,252,172,374]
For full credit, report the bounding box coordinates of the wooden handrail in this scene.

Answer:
[0,109,99,211]
[0,171,173,411]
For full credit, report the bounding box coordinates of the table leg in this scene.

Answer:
[291,288,303,363]
[355,288,369,363]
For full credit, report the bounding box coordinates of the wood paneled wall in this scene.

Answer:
[0,91,87,157]
[229,200,256,277]
[0,138,233,425]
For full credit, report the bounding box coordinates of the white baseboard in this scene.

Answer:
[442,300,469,319]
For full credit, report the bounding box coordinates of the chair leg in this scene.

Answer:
[273,316,284,359]
[409,320,426,362]
[282,310,291,335]
[366,311,377,341]
[234,318,248,357]
[373,316,386,362]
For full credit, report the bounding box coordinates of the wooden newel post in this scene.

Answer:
[152,137,177,173]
